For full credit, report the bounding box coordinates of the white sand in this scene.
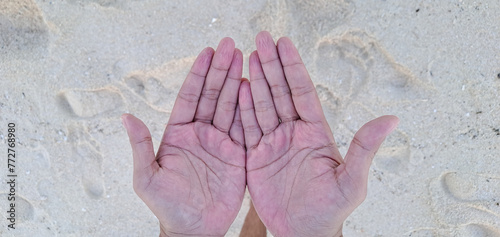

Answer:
[1,0,499,236]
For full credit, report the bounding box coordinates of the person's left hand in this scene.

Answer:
[122,37,246,236]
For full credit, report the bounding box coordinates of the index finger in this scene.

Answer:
[277,37,326,124]
[167,47,214,125]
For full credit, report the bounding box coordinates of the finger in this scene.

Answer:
[277,37,325,123]
[249,51,279,134]
[229,104,245,148]
[256,31,299,122]
[213,48,243,133]
[121,113,159,191]
[239,80,262,149]
[168,47,214,125]
[344,115,400,188]
[194,37,235,123]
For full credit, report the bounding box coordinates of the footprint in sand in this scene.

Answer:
[122,57,194,113]
[250,0,289,36]
[314,30,432,103]
[0,0,49,52]
[123,74,177,112]
[250,0,355,39]
[67,0,127,8]
[313,30,433,176]
[57,87,124,118]
[67,124,105,199]
[316,82,413,176]
[440,172,500,205]
[37,179,54,201]
[407,223,500,237]
[455,224,500,237]
[76,143,105,198]
[373,129,411,176]
[428,172,500,234]
[0,194,34,223]
[57,86,123,199]
[288,0,355,35]
[23,144,51,177]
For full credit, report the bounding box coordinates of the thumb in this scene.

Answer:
[344,115,399,188]
[121,113,158,190]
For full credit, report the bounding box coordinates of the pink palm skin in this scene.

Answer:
[123,38,247,236]
[239,31,399,237]
[123,32,399,237]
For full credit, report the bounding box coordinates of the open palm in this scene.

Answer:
[123,38,246,236]
[240,32,399,237]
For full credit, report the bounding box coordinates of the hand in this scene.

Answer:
[122,38,246,236]
[239,31,399,237]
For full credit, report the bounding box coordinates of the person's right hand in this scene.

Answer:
[239,31,399,237]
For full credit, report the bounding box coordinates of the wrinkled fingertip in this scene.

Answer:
[255,31,273,45]
[249,50,260,64]
[217,37,236,52]
[276,36,292,46]
[220,36,235,45]
[276,37,295,54]
[231,48,244,70]
[202,46,215,53]
[256,30,271,38]
[233,48,243,60]
[195,47,215,68]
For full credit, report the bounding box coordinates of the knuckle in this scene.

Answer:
[290,85,315,97]
[178,91,200,103]
[214,124,230,134]
[194,116,212,123]
[261,126,277,135]
[211,62,230,72]
[279,115,299,123]
[261,57,280,65]
[254,100,275,113]
[239,105,254,112]
[135,136,153,146]
[251,76,267,83]
[270,84,291,98]
[188,70,205,78]
[232,122,243,129]
[226,76,241,82]
[352,136,370,152]
[243,123,261,133]
[218,100,236,112]
[231,118,243,127]
[201,88,220,101]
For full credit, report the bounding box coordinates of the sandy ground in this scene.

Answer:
[0,0,499,236]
